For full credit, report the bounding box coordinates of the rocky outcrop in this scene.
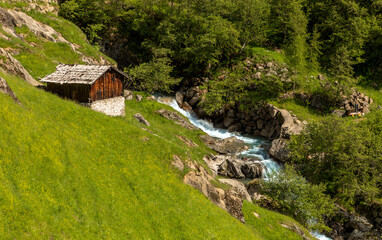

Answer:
[200,135,248,155]
[155,109,196,130]
[183,161,247,222]
[171,155,184,171]
[0,7,110,66]
[326,206,382,240]
[203,154,263,180]
[0,76,21,104]
[340,90,373,115]
[0,47,41,86]
[218,179,252,203]
[176,87,304,141]
[269,138,290,163]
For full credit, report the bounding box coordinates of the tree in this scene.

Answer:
[128,48,181,93]
[289,117,382,207]
[261,165,336,231]
[304,0,370,79]
[269,0,308,71]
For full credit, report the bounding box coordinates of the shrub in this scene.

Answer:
[261,165,336,231]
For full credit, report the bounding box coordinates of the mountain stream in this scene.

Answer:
[157,96,331,240]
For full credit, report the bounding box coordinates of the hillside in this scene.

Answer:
[0,3,315,240]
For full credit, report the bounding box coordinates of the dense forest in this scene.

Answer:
[58,0,382,233]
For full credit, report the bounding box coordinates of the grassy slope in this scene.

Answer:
[0,7,315,238]
[0,73,314,239]
[0,8,114,80]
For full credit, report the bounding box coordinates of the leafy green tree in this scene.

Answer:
[128,48,181,93]
[304,0,370,79]
[290,117,382,207]
[269,0,308,70]
[261,165,336,231]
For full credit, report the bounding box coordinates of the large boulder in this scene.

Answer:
[269,138,291,162]
[218,155,263,179]
[0,47,41,87]
[183,161,246,222]
[278,109,305,138]
[200,135,248,155]
[219,178,252,203]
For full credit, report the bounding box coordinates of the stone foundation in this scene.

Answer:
[90,96,125,117]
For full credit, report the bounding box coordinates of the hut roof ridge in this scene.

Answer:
[40,64,129,85]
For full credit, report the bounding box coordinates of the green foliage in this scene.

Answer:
[261,165,336,231]
[129,48,181,93]
[290,117,382,207]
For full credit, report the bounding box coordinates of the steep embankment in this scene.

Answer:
[0,3,315,240]
[0,73,314,239]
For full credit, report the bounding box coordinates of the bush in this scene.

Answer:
[261,165,336,231]
[128,48,181,93]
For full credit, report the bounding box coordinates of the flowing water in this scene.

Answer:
[157,96,331,240]
[157,97,282,176]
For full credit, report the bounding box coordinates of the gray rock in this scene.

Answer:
[134,113,150,126]
[269,138,290,162]
[156,109,196,130]
[260,128,268,137]
[200,135,248,155]
[181,101,193,111]
[188,93,200,107]
[183,162,245,222]
[240,162,263,179]
[224,117,236,128]
[219,179,252,203]
[332,110,346,117]
[185,86,198,99]
[257,119,264,129]
[136,94,143,102]
[175,91,184,107]
[172,155,184,171]
[254,72,261,79]
[228,123,242,132]
[227,109,236,118]
[362,107,370,114]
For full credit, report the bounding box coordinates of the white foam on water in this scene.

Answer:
[157,96,282,176]
[312,232,332,240]
[157,96,331,239]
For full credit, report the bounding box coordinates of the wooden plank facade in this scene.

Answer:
[90,69,123,101]
[42,65,127,103]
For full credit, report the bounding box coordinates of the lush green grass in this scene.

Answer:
[0,74,313,239]
[243,202,314,240]
[248,47,286,64]
[270,98,328,122]
[27,11,115,64]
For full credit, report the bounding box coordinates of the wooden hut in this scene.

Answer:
[41,64,129,102]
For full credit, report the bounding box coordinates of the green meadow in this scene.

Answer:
[0,74,312,239]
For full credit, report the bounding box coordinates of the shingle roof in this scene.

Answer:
[40,64,129,85]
